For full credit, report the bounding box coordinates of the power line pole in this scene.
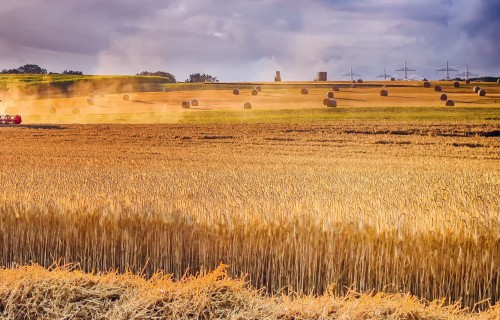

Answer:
[436,61,457,81]
[376,68,392,80]
[456,64,478,81]
[342,66,361,82]
[395,60,415,81]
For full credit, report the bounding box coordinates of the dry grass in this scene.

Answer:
[0,122,499,315]
[1,264,498,319]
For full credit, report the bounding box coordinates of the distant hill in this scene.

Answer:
[0,74,174,98]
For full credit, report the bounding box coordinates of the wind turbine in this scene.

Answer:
[395,61,415,81]
[436,61,458,81]
[342,66,361,82]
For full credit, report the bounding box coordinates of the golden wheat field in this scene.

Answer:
[1,80,500,318]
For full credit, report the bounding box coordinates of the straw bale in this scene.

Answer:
[326,99,337,107]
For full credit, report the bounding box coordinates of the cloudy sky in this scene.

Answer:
[0,0,498,81]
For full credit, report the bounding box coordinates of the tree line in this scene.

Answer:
[1,64,83,75]
[1,64,218,83]
[137,71,218,83]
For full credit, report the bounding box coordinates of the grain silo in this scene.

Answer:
[316,72,327,81]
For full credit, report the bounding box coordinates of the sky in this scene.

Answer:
[0,0,498,82]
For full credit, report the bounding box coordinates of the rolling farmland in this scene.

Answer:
[1,79,499,319]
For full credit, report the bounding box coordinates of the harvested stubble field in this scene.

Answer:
[1,80,500,318]
[3,80,499,124]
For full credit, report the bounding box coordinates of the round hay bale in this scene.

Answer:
[181,101,191,109]
[191,99,199,106]
[327,91,334,98]
[332,85,340,91]
[465,80,471,85]
[440,93,448,101]
[380,89,388,97]
[478,89,486,97]
[123,94,130,101]
[446,100,455,107]
[233,88,240,95]
[434,85,442,92]
[87,98,94,105]
[243,102,252,109]
[255,85,262,92]
[357,79,363,84]
[48,106,56,114]
[453,81,460,88]
[301,88,309,94]
[473,86,481,93]
[497,78,500,84]
[326,99,337,108]
[423,81,431,88]
[252,89,258,96]
[73,107,80,114]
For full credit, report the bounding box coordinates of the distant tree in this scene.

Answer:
[137,71,176,83]
[1,68,20,74]
[62,70,83,75]
[1,64,47,74]
[185,73,218,83]
[17,64,47,74]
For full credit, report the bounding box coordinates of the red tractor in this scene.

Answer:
[0,115,22,125]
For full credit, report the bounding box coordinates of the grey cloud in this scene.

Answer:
[0,0,498,80]
[0,0,169,54]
